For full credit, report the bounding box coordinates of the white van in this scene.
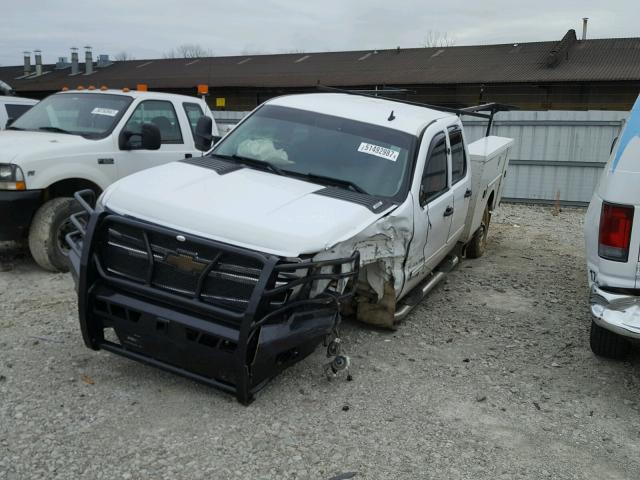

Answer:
[585,94,640,358]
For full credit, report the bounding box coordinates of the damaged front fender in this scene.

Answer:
[313,204,413,328]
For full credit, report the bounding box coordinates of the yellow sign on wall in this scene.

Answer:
[215,97,226,108]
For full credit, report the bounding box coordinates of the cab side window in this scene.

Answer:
[420,133,448,205]
[183,102,205,137]
[5,104,33,120]
[448,126,467,184]
[123,100,183,147]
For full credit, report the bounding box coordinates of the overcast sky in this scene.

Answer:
[1,0,637,66]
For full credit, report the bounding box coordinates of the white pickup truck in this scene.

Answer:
[0,88,218,271]
[66,91,514,403]
[0,95,38,129]
[585,94,640,358]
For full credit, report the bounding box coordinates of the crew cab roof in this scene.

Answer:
[266,93,453,137]
[0,96,38,105]
[55,89,205,103]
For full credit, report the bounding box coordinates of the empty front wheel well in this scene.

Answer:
[44,178,102,201]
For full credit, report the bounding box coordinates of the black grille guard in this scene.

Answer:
[66,190,359,404]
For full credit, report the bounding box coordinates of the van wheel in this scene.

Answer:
[466,205,491,259]
[28,197,82,272]
[590,320,631,359]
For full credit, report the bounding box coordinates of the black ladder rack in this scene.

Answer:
[317,85,517,136]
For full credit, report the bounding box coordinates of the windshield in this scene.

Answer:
[212,105,417,198]
[11,93,133,139]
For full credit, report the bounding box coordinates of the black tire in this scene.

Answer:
[466,205,491,259]
[28,197,82,272]
[590,320,631,359]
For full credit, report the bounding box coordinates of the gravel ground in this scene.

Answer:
[1,204,639,480]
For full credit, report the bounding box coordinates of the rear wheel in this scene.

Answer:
[466,205,491,259]
[590,320,631,359]
[28,197,82,272]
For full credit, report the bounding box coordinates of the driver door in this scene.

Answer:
[115,100,189,179]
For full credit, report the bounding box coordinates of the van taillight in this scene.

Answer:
[598,202,634,262]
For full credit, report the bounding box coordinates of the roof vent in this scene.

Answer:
[34,50,43,76]
[56,57,71,69]
[97,54,112,68]
[23,51,31,77]
[582,17,589,40]
[546,29,577,68]
[70,47,79,75]
[84,46,94,75]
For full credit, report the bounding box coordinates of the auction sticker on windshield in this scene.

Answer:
[357,142,399,162]
[91,107,119,117]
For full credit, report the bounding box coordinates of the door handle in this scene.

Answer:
[185,153,193,159]
[464,189,472,198]
[443,206,454,217]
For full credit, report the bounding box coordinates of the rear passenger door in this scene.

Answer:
[447,125,471,243]
[115,99,189,178]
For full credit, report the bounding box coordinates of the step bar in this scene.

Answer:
[394,255,460,322]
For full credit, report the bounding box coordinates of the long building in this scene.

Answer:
[1,28,639,110]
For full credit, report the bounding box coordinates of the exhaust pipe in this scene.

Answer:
[582,17,589,40]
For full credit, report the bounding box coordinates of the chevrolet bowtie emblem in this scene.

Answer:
[164,253,207,274]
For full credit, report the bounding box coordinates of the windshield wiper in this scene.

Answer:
[298,172,369,195]
[213,153,285,176]
[6,126,24,131]
[37,126,74,135]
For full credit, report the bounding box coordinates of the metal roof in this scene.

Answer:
[2,32,640,93]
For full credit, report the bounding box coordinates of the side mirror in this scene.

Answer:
[140,123,161,150]
[195,116,213,152]
[119,122,161,150]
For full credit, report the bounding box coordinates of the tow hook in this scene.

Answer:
[324,334,352,381]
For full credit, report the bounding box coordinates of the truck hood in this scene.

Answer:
[103,161,395,257]
[0,130,91,163]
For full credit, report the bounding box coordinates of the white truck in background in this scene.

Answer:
[0,80,38,128]
[0,96,38,130]
[66,90,514,403]
[585,94,640,358]
[0,88,218,271]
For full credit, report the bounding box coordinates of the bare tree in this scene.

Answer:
[423,31,455,48]
[114,51,135,61]
[163,44,213,59]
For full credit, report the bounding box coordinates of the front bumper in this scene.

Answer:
[0,189,42,241]
[66,190,359,404]
[590,285,640,340]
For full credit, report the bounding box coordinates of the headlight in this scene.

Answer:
[0,164,26,190]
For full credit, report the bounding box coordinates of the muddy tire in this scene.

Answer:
[466,205,491,259]
[590,320,631,359]
[28,197,82,272]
